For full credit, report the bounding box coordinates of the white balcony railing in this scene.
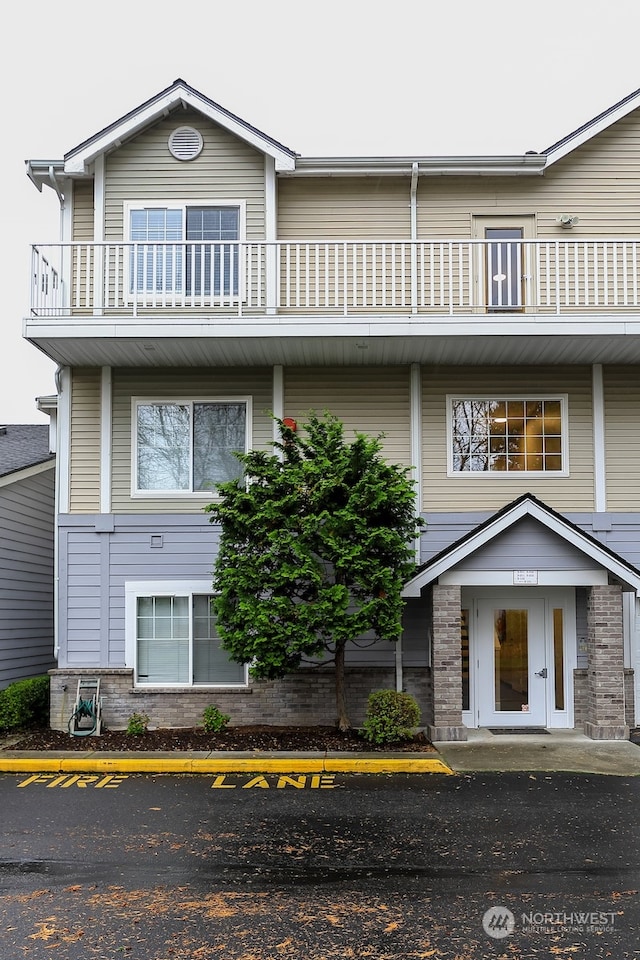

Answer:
[29,239,640,318]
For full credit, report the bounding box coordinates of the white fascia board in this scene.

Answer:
[403,498,640,596]
[0,459,55,489]
[64,87,296,174]
[544,91,640,167]
[439,570,609,586]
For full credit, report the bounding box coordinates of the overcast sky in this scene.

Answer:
[3,0,640,422]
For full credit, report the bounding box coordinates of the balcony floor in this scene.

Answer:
[23,312,640,368]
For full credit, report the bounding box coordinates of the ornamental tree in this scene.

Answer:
[205,412,422,731]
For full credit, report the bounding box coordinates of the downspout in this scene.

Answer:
[53,365,63,660]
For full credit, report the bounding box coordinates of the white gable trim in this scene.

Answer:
[0,459,54,490]
[403,497,640,597]
[544,89,640,167]
[64,83,296,174]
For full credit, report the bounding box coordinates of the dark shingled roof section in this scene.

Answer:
[0,424,54,478]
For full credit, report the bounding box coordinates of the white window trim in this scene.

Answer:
[125,580,248,688]
[131,396,252,499]
[123,200,247,303]
[446,394,569,478]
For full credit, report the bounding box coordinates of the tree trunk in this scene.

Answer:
[334,640,351,731]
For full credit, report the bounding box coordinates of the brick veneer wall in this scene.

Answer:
[428,583,466,741]
[574,667,634,731]
[49,666,432,732]
[584,584,629,740]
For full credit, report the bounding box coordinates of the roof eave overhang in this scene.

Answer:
[403,497,640,597]
[62,85,297,174]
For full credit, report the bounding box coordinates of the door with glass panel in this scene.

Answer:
[477,598,547,726]
[472,217,534,312]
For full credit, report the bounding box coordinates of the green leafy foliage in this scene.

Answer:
[126,712,150,735]
[361,689,421,744]
[206,411,423,729]
[202,705,231,733]
[0,675,50,732]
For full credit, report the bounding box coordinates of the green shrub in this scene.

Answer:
[126,712,150,735]
[202,705,231,733]
[0,676,50,732]
[361,689,421,745]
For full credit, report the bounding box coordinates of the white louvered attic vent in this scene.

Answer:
[168,126,204,161]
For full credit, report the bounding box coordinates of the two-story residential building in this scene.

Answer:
[24,79,640,739]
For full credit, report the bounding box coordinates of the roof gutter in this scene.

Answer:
[284,154,547,177]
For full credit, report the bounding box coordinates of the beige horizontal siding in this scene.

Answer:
[111,368,273,514]
[422,366,594,513]
[69,369,101,513]
[278,178,411,240]
[104,108,265,240]
[284,367,412,468]
[72,181,94,241]
[604,367,640,511]
[418,110,640,239]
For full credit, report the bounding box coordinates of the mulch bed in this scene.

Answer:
[3,724,436,753]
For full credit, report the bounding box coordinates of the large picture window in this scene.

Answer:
[134,399,249,495]
[127,202,242,298]
[449,397,566,474]
[126,583,246,687]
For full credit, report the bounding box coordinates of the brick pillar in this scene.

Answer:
[584,584,629,740]
[428,583,467,741]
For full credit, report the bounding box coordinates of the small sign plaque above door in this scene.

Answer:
[513,570,538,584]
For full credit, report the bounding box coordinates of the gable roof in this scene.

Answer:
[25,81,640,189]
[0,425,54,479]
[542,86,640,166]
[28,79,298,188]
[403,493,640,596]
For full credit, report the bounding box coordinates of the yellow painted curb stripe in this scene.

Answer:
[0,756,453,775]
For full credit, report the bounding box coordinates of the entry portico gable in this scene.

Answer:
[403,495,640,742]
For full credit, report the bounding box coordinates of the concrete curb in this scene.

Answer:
[0,755,454,775]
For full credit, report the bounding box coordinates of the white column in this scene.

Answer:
[592,363,606,513]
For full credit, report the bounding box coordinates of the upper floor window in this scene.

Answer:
[133,399,249,495]
[126,202,243,297]
[448,397,567,474]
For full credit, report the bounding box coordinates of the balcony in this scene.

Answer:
[30,238,640,316]
[25,239,640,368]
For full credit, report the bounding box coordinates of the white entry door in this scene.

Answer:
[477,598,547,727]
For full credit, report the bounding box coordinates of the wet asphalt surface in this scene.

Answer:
[0,771,638,958]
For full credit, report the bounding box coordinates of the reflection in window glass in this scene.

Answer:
[451,398,563,473]
[553,608,565,711]
[136,401,246,493]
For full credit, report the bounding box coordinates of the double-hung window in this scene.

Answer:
[448,396,567,474]
[126,582,246,686]
[127,202,243,299]
[133,398,249,495]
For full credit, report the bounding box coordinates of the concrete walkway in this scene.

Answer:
[1,728,639,775]
[435,727,640,776]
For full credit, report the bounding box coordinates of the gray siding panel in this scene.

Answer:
[62,514,403,669]
[456,517,594,572]
[0,469,55,688]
